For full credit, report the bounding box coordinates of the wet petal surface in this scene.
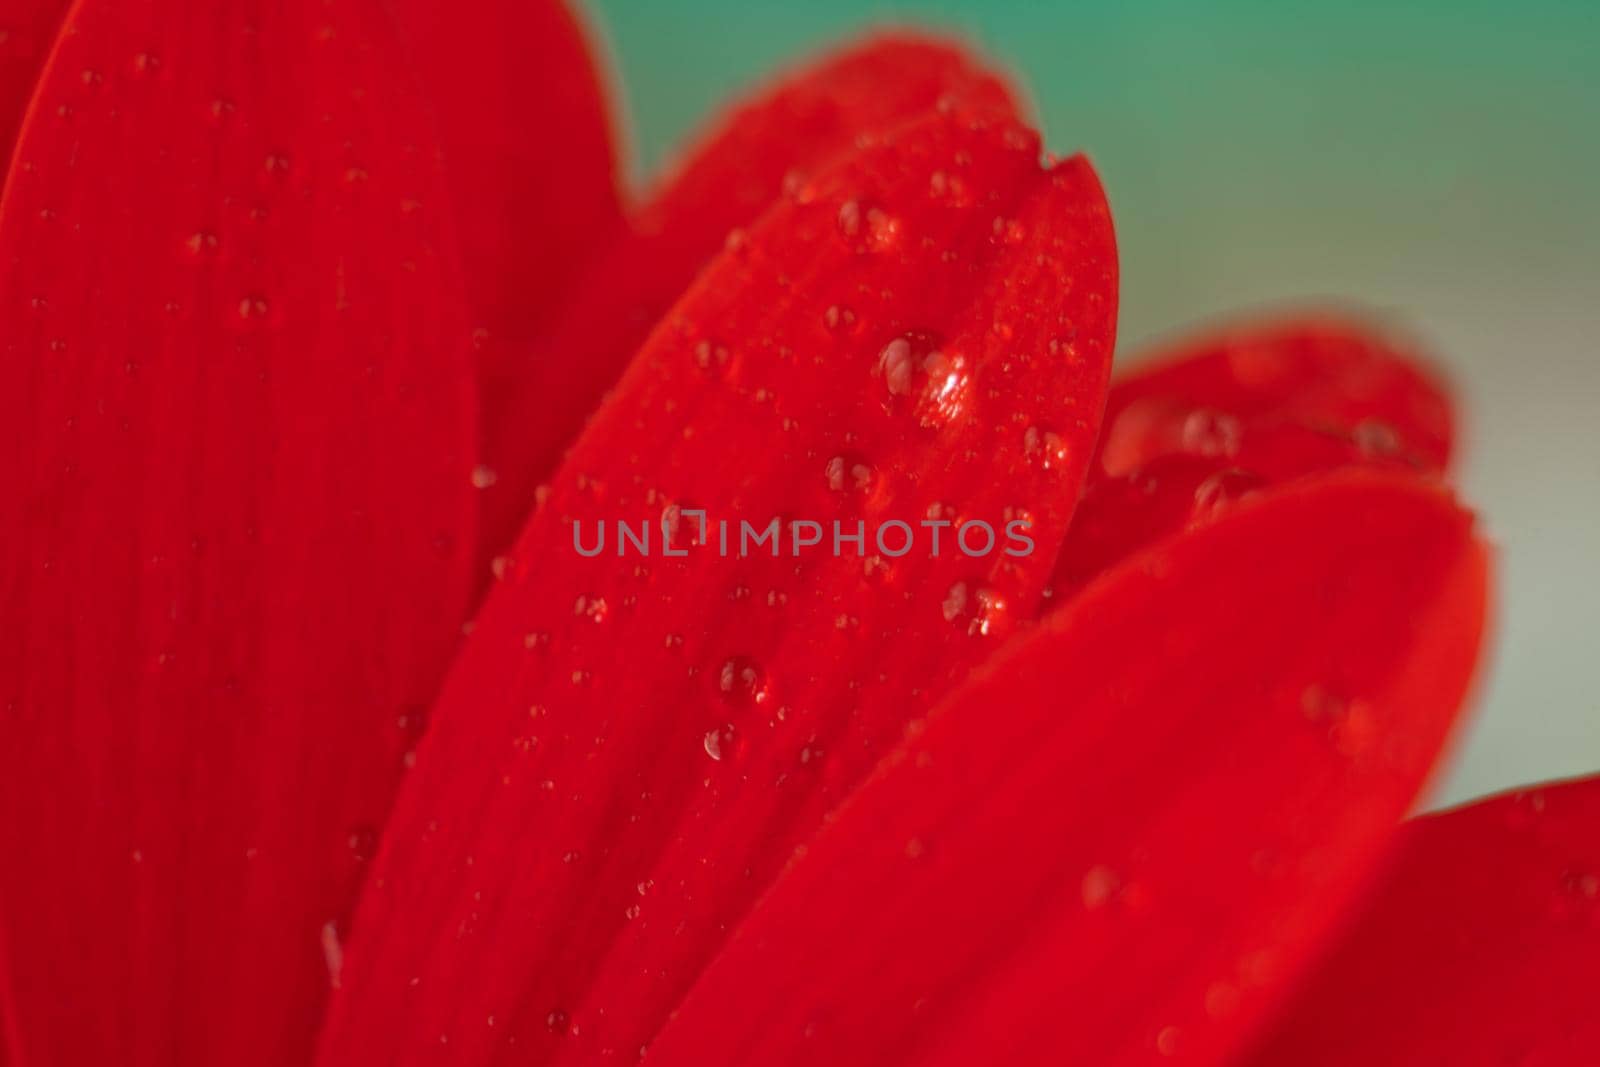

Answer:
[318,106,1116,1066]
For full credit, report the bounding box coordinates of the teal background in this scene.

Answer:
[587,0,1600,807]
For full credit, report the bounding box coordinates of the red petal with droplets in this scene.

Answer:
[1098,312,1453,479]
[645,471,1488,1067]
[386,0,620,582]
[0,0,68,169]
[1248,773,1600,1066]
[0,3,475,1064]
[317,109,1116,1065]
[476,34,1020,571]
[1050,313,1455,598]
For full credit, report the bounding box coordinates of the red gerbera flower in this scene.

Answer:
[1,2,1594,1065]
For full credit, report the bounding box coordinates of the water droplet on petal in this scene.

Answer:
[321,921,344,988]
[837,197,899,252]
[1081,864,1121,909]
[703,724,738,762]
[825,455,874,494]
[347,825,378,863]
[1191,469,1264,520]
[717,656,768,706]
[941,581,1006,636]
[878,337,915,396]
[1353,418,1402,458]
[693,339,732,377]
[1181,409,1242,458]
[991,216,1026,245]
[1023,425,1070,470]
[823,304,857,334]
[184,231,219,257]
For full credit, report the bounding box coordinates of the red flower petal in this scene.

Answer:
[1248,773,1600,1066]
[1050,313,1456,596]
[0,0,68,168]
[0,3,475,1063]
[388,0,618,340]
[1098,312,1453,478]
[387,0,621,584]
[476,34,1020,572]
[317,110,1116,1064]
[643,471,1488,1067]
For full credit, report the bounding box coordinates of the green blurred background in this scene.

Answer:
[587,0,1599,807]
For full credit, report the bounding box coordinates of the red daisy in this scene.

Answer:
[0,2,1594,1065]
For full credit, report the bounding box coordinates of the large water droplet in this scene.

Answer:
[874,332,966,425]
[878,337,915,396]
[717,656,768,706]
[703,723,738,762]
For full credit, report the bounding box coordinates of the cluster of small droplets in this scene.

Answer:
[573,595,608,624]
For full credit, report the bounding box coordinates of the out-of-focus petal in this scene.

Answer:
[1098,312,1452,478]
[1050,313,1455,597]
[476,33,1020,569]
[386,0,621,584]
[316,108,1116,1066]
[0,2,475,1063]
[1247,773,1600,1067]
[645,471,1488,1067]
[0,0,69,169]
